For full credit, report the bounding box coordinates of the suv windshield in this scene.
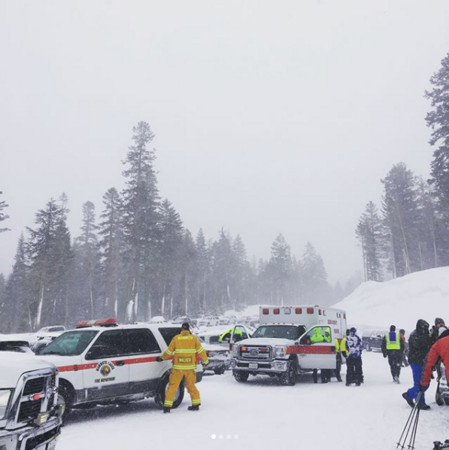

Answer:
[252,325,304,340]
[37,330,98,356]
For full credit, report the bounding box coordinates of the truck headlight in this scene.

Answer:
[274,346,287,358]
[232,344,239,357]
[0,389,12,419]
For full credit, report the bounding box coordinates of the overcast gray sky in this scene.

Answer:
[1,0,449,284]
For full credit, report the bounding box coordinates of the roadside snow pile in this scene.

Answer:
[333,266,449,332]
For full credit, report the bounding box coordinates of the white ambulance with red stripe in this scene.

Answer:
[230,305,347,385]
[34,319,203,416]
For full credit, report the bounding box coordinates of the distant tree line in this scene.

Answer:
[356,49,449,281]
[0,123,351,333]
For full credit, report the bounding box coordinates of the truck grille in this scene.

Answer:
[240,345,271,360]
[17,371,57,424]
[23,377,45,395]
[18,400,41,422]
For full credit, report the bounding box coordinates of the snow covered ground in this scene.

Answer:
[58,353,448,450]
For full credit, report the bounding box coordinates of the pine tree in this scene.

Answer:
[426,51,449,264]
[121,121,160,322]
[356,201,384,281]
[98,188,125,319]
[156,199,184,318]
[3,236,32,331]
[195,229,210,314]
[301,242,329,304]
[71,201,100,320]
[265,234,292,305]
[381,163,421,277]
[26,197,72,327]
[0,191,9,233]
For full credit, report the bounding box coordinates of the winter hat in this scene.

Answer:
[350,327,357,334]
[399,329,405,334]
[390,325,396,332]
[416,319,429,334]
[181,322,190,331]
[435,317,445,326]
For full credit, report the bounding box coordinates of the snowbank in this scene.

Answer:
[333,266,449,333]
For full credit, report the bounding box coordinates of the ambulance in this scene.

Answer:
[229,305,347,385]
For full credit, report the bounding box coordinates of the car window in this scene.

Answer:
[158,327,181,345]
[39,330,98,356]
[125,329,161,354]
[302,326,332,344]
[86,330,125,359]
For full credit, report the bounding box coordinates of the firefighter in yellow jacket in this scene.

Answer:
[158,322,209,413]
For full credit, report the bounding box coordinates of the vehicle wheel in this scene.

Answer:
[444,397,449,406]
[281,360,297,386]
[214,367,225,375]
[233,370,249,382]
[58,380,74,421]
[154,376,185,409]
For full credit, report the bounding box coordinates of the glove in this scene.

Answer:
[156,356,163,362]
[419,384,428,392]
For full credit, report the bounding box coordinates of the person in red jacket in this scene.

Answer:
[420,335,449,397]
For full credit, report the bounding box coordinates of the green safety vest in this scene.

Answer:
[385,331,401,350]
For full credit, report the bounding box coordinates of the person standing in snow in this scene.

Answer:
[157,322,209,413]
[430,317,446,345]
[345,327,363,386]
[419,333,449,406]
[399,329,409,367]
[382,325,404,383]
[402,319,432,410]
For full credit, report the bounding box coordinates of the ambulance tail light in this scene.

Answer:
[262,309,269,315]
[307,308,314,314]
[273,308,280,315]
[295,308,302,314]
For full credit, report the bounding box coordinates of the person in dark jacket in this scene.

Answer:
[399,329,409,367]
[402,319,432,410]
[430,317,446,345]
[382,325,405,383]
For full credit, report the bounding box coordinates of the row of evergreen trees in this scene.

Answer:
[356,50,449,281]
[0,124,349,333]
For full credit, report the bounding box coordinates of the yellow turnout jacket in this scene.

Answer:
[161,329,209,370]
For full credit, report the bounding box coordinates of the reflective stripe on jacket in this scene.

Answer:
[162,329,209,369]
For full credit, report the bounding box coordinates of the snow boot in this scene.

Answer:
[417,403,430,410]
[402,392,414,408]
[188,405,200,411]
[163,407,171,413]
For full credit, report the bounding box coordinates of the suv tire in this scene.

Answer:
[154,376,185,409]
[233,370,249,382]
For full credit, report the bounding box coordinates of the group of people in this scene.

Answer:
[400,317,449,411]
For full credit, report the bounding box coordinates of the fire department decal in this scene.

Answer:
[94,361,116,383]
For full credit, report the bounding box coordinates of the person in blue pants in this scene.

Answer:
[402,319,432,410]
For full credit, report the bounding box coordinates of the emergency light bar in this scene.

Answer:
[75,318,118,328]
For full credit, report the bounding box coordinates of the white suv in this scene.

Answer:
[35,319,203,416]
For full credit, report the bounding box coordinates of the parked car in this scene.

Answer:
[36,325,66,341]
[199,339,230,375]
[0,352,62,449]
[364,330,386,352]
[0,340,33,354]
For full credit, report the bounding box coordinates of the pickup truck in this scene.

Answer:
[0,352,62,450]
